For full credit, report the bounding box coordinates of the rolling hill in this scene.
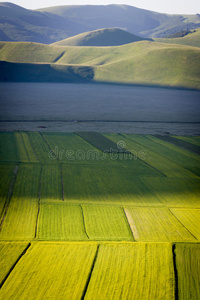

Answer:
[154,28,200,48]
[0,2,200,43]
[52,28,152,46]
[0,40,199,89]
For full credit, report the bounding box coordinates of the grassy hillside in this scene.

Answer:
[155,28,200,48]
[53,28,152,46]
[0,40,199,89]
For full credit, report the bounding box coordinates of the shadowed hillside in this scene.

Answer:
[0,2,200,43]
[0,61,94,82]
[0,2,88,43]
[52,28,152,46]
[39,4,200,38]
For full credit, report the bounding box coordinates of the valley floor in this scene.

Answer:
[0,131,200,299]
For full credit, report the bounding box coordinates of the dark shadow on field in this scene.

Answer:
[62,164,200,206]
[0,162,199,208]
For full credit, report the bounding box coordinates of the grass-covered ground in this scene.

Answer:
[0,40,200,89]
[0,131,199,298]
[155,28,200,48]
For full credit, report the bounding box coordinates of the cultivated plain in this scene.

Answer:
[0,131,199,299]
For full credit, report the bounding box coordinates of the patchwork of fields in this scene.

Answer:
[0,131,199,299]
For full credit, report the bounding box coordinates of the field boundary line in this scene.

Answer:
[81,244,100,300]
[169,209,198,241]
[80,205,90,239]
[122,208,136,241]
[123,208,138,240]
[0,164,19,231]
[38,132,60,163]
[0,243,31,289]
[61,164,64,201]
[172,244,178,300]
[35,166,42,239]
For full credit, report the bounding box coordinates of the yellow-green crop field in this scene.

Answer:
[0,131,199,299]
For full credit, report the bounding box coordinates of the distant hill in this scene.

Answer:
[0,2,200,43]
[53,28,152,47]
[0,40,199,89]
[0,2,87,43]
[39,4,200,38]
[155,28,200,48]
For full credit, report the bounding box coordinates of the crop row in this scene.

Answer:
[0,242,199,300]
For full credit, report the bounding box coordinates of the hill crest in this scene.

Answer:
[0,3,200,43]
[53,28,152,47]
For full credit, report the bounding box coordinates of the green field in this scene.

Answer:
[124,207,195,242]
[171,208,200,240]
[40,165,63,201]
[0,131,199,299]
[82,204,133,241]
[0,164,40,240]
[0,243,98,299]
[62,164,163,205]
[0,242,29,285]
[37,203,88,241]
[175,243,200,300]
[85,243,175,300]
[0,164,15,216]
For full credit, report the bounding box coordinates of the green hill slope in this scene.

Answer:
[0,40,199,89]
[52,28,152,47]
[154,28,200,48]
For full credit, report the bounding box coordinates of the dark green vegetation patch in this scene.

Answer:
[76,131,130,153]
[156,135,200,155]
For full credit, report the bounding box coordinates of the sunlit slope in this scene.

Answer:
[155,28,200,48]
[0,41,200,88]
[0,42,65,63]
[93,43,200,89]
[52,28,151,46]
